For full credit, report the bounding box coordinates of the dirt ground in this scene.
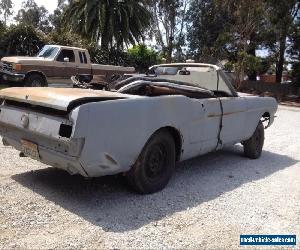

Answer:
[0,105,299,249]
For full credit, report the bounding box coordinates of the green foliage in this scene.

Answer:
[0,21,5,35]
[234,52,271,78]
[0,24,47,57]
[64,0,151,49]
[187,0,299,83]
[89,44,160,70]
[223,61,234,72]
[263,0,299,82]
[127,45,160,72]
[14,0,51,33]
[47,31,89,48]
[187,0,232,62]
[89,46,133,66]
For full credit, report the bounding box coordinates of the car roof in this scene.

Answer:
[47,45,87,51]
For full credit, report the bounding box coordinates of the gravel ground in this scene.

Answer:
[0,105,299,249]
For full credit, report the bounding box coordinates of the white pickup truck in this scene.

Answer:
[0,63,278,194]
[0,45,135,87]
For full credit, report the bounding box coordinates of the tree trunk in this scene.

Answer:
[100,4,112,51]
[276,32,287,83]
[247,41,257,81]
[166,36,174,63]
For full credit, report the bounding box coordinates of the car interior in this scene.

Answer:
[115,66,236,99]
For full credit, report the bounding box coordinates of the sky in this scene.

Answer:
[12,0,58,15]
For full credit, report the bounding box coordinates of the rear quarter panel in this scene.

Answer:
[70,95,203,176]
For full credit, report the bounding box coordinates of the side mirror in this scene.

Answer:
[64,57,70,63]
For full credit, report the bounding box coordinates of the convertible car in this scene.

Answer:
[0,63,278,194]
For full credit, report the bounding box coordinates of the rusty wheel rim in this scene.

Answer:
[145,143,167,180]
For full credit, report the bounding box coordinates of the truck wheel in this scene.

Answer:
[243,120,264,159]
[25,74,47,87]
[126,130,175,194]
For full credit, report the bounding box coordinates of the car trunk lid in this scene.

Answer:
[0,87,129,112]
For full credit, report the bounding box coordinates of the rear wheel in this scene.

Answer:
[243,120,264,159]
[126,130,175,194]
[25,74,47,87]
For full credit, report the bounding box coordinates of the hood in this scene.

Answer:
[1,56,50,64]
[0,87,132,112]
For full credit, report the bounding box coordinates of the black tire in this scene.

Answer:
[243,120,264,159]
[25,74,47,87]
[126,130,176,194]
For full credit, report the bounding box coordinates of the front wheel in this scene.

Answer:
[25,74,47,87]
[126,130,176,194]
[243,120,264,159]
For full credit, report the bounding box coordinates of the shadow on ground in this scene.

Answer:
[12,145,298,232]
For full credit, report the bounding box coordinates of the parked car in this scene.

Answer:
[0,63,278,194]
[0,45,135,87]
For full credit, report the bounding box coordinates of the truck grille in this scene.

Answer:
[1,61,13,72]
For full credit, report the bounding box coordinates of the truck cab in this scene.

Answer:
[0,45,135,87]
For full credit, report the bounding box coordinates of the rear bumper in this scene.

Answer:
[0,70,25,83]
[2,136,89,177]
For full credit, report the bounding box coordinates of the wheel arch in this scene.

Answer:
[24,71,48,86]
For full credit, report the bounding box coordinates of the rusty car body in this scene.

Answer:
[0,45,135,87]
[0,63,278,193]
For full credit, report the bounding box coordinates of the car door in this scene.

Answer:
[50,49,77,85]
[187,69,247,154]
[176,70,222,156]
[197,98,223,153]
[217,73,248,145]
[219,96,247,145]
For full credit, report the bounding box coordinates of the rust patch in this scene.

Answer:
[208,113,220,118]
[223,111,243,116]
[208,111,242,117]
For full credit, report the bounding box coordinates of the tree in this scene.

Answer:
[0,21,6,56]
[64,0,151,50]
[149,0,188,62]
[187,0,232,63]
[289,14,300,86]
[217,0,268,85]
[14,0,51,33]
[187,0,269,84]
[127,44,160,72]
[265,0,299,83]
[0,0,13,25]
[0,24,47,57]
[48,7,64,32]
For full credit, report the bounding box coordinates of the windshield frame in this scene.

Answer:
[218,70,238,97]
[149,64,238,97]
[37,45,60,59]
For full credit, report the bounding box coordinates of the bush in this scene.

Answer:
[127,45,160,73]
[89,46,133,66]
[0,24,47,58]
